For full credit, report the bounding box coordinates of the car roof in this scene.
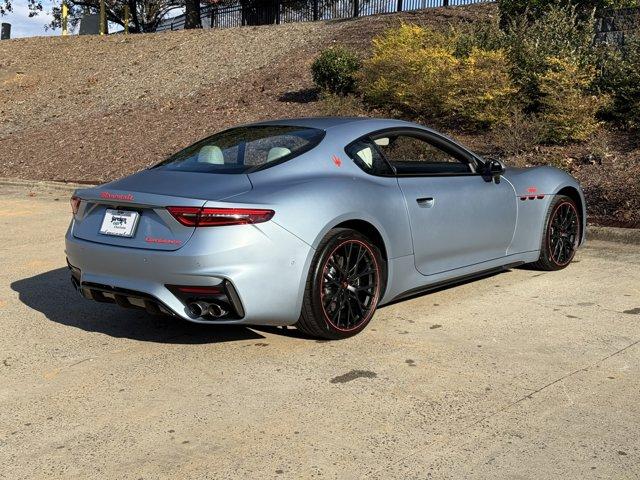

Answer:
[249,116,420,131]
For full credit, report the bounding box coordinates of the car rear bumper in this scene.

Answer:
[64,221,315,326]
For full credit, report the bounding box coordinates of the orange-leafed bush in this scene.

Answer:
[359,24,516,128]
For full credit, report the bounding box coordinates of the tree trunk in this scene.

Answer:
[128,0,141,33]
[184,0,202,29]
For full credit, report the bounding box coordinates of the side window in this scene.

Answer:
[345,139,392,175]
[374,134,472,175]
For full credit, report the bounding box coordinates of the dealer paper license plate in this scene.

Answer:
[99,209,140,237]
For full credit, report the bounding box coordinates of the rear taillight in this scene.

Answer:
[166,206,200,226]
[70,196,81,216]
[167,206,274,227]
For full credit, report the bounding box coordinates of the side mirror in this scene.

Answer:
[483,159,505,182]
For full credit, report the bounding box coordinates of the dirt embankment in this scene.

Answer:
[0,5,493,182]
[0,3,638,226]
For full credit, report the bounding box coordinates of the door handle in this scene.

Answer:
[416,197,435,208]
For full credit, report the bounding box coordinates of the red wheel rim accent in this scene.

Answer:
[318,239,381,332]
[547,201,580,266]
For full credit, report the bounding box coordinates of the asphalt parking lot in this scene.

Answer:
[1,184,639,479]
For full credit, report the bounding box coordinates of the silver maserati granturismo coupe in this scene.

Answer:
[65,117,586,339]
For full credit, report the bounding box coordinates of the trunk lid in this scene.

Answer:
[71,170,252,251]
[103,169,253,199]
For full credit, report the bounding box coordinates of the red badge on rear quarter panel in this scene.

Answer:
[332,155,342,167]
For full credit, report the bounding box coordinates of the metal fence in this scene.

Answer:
[156,0,492,32]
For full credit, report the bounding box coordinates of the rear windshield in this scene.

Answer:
[153,125,324,174]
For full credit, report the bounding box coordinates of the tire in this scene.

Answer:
[529,195,581,271]
[295,228,386,340]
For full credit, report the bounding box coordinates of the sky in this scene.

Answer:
[1,0,57,38]
[1,1,184,38]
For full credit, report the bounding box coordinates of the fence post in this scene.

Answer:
[275,0,280,24]
[353,0,359,17]
[313,0,319,21]
[397,0,403,12]
[0,23,10,40]
[99,0,106,35]
[123,5,129,34]
[443,0,449,6]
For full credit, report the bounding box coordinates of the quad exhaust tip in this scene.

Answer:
[188,301,227,319]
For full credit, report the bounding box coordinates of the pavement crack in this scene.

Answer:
[471,338,640,427]
[67,357,93,368]
[599,339,640,363]
[365,338,640,478]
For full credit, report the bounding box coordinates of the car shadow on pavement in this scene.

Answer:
[11,267,268,344]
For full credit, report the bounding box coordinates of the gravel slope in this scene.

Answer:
[1,4,637,227]
[0,5,495,183]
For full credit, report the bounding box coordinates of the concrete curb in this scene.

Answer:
[0,177,96,193]
[2,177,639,245]
[587,225,640,245]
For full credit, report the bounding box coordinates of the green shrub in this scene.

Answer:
[598,36,640,129]
[311,46,361,95]
[355,10,616,142]
[359,25,458,118]
[450,48,518,127]
[359,24,516,128]
[537,57,610,142]
[504,4,596,112]
[497,4,612,142]
[498,0,639,24]
[453,19,506,58]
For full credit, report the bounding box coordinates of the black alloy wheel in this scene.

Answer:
[530,195,581,271]
[296,228,385,339]
[319,238,379,332]
[548,201,580,266]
